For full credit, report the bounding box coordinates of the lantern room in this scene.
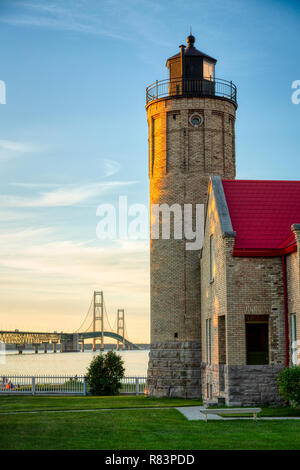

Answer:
[166,34,217,82]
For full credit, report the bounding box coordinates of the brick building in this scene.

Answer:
[201,177,300,405]
[146,35,299,404]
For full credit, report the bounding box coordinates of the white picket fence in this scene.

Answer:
[121,376,147,395]
[0,375,147,396]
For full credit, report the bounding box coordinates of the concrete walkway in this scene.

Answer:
[176,406,223,421]
[175,406,300,421]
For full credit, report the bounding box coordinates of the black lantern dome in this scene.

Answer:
[166,35,217,82]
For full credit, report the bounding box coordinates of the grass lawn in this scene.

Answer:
[0,395,203,412]
[0,396,299,450]
[1,407,300,450]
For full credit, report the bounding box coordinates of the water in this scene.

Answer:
[0,349,150,377]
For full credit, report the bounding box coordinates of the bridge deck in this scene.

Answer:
[0,330,139,350]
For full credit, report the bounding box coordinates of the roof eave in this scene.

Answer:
[210,175,236,239]
[166,49,217,68]
[233,243,297,257]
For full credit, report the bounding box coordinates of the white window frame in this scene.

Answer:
[203,60,215,81]
[291,314,297,366]
[210,235,214,282]
[206,318,212,364]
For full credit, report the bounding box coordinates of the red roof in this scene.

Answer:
[222,180,300,256]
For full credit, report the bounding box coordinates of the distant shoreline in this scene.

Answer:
[4,343,150,352]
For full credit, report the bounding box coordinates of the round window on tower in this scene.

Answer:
[189,114,203,128]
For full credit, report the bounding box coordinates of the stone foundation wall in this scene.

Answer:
[147,341,202,398]
[225,365,285,406]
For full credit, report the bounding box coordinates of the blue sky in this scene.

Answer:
[0,0,299,341]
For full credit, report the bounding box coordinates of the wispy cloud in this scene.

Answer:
[0,209,33,222]
[0,235,148,281]
[1,0,172,47]
[9,182,60,189]
[0,180,135,208]
[0,226,52,243]
[0,139,34,161]
[1,0,130,40]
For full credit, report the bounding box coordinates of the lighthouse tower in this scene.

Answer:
[146,34,237,397]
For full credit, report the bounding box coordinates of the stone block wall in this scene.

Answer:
[147,341,201,398]
[225,365,285,406]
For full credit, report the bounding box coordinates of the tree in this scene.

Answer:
[86,350,125,396]
[278,366,300,407]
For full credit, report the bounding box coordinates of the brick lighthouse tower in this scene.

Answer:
[146,34,238,397]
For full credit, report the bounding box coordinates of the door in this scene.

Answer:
[246,323,269,365]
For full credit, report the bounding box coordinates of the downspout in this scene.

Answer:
[282,255,289,367]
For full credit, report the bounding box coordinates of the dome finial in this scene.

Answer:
[187,28,195,46]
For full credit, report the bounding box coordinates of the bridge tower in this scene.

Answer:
[92,291,104,351]
[116,309,125,351]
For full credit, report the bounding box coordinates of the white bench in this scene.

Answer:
[201,407,262,422]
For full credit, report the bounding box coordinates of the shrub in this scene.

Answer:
[86,350,125,396]
[278,366,300,407]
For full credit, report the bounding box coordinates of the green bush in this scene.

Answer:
[86,351,125,396]
[278,366,300,407]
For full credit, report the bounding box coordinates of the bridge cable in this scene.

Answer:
[73,295,93,333]
[103,299,113,332]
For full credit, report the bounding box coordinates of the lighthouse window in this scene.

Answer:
[203,61,215,81]
[189,113,203,128]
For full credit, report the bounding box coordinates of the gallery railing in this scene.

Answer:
[146,77,237,106]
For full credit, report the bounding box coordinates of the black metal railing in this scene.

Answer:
[146,77,237,106]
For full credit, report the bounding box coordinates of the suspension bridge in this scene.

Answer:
[0,291,139,353]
